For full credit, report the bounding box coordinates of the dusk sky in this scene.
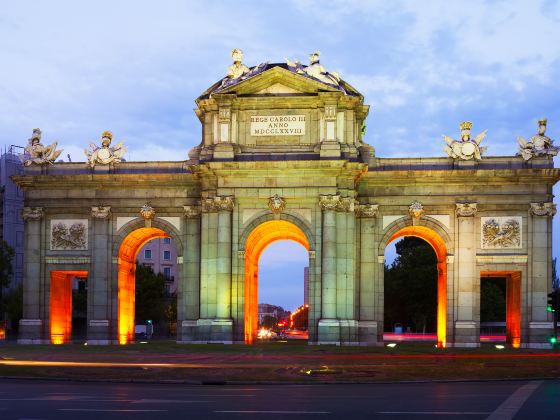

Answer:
[2,1,559,311]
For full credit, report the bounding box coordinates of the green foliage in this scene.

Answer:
[480,278,506,322]
[135,264,166,324]
[2,283,22,332]
[384,237,437,333]
[0,239,14,289]
[260,315,278,329]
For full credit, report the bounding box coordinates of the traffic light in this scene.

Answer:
[547,291,558,312]
[550,335,558,345]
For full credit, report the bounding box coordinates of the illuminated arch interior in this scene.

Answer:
[50,270,88,344]
[118,227,169,344]
[244,220,309,344]
[387,226,447,348]
[481,270,521,348]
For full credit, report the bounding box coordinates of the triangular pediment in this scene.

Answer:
[255,83,302,94]
[214,66,343,96]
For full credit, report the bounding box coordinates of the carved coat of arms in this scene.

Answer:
[481,217,521,249]
[51,220,88,250]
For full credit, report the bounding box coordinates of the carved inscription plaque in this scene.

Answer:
[250,115,306,136]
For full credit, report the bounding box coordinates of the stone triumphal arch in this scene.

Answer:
[14,50,559,347]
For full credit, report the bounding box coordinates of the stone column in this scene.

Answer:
[87,206,112,344]
[454,203,478,347]
[318,194,340,344]
[356,204,380,345]
[337,197,358,344]
[178,205,201,343]
[528,202,556,345]
[19,207,45,344]
[197,196,234,343]
[216,196,234,320]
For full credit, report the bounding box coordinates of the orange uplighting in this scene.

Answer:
[388,226,447,348]
[50,270,87,344]
[118,227,169,344]
[244,220,309,344]
[481,271,521,348]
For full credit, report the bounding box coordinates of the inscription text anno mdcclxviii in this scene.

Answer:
[250,115,306,136]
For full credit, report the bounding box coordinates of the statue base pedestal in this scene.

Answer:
[319,141,341,159]
[213,143,235,160]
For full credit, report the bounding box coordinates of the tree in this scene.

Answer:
[261,315,278,329]
[2,283,22,334]
[135,264,166,324]
[480,278,506,322]
[384,237,437,333]
[0,240,15,320]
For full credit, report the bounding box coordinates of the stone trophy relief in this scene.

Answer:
[50,219,88,250]
[480,216,522,249]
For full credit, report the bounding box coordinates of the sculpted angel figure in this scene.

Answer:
[517,118,558,161]
[286,51,341,86]
[84,131,126,168]
[20,128,63,166]
[443,121,487,161]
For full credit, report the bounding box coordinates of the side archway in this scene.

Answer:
[380,218,451,348]
[240,216,312,344]
[113,218,183,344]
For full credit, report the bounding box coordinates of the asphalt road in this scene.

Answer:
[0,379,558,419]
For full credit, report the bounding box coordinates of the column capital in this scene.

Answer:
[319,194,341,211]
[338,197,355,212]
[22,207,44,221]
[91,205,111,219]
[529,202,556,217]
[355,203,379,218]
[183,205,201,218]
[455,202,477,217]
[202,196,235,213]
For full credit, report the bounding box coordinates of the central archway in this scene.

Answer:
[387,225,447,348]
[118,227,170,344]
[243,220,310,344]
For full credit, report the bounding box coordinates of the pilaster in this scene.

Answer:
[453,203,479,347]
[356,204,381,345]
[528,202,556,344]
[18,207,46,343]
[178,205,201,342]
[87,206,112,344]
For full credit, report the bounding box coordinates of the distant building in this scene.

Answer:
[0,146,24,289]
[258,303,289,324]
[304,266,309,305]
[137,237,178,295]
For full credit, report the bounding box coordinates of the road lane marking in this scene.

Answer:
[215,411,330,414]
[378,412,490,415]
[486,380,542,420]
[59,409,168,412]
[131,399,213,403]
